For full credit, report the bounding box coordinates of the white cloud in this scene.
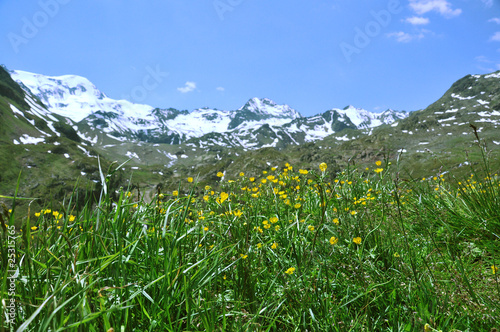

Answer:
[177,81,196,93]
[216,87,225,92]
[491,32,500,41]
[405,16,430,25]
[481,0,494,8]
[489,18,500,24]
[409,0,461,18]
[474,56,499,72]
[475,55,491,63]
[387,31,425,43]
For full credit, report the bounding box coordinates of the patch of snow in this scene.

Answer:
[126,151,140,159]
[485,72,500,79]
[438,116,456,123]
[18,134,45,145]
[451,93,475,100]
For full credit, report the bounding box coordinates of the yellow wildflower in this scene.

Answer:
[329,236,338,245]
[220,192,229,203]
[319,162,327,172]
[353,237,362,245]
[285,267,296,275]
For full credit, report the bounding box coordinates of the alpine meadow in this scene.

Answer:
[2,0,500,331]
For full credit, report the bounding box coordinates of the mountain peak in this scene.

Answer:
[239,97,302,120]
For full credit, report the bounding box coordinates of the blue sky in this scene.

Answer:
[1,0,499,116]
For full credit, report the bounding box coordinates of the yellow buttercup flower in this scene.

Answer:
[329,236,338,245]
[217,172,224,177]
[492,265,499,275]
[285,267,295,275]
[375,160,382,166]
[319,162,327,172]
[271,242,278,249]
[187,177,194,183]
[353,237,362,245]
[220,192,229,203]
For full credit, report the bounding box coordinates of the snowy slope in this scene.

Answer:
[11,70,155,123]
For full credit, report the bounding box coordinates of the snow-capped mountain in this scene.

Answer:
[335,106,408,129]
[10,69,408,149]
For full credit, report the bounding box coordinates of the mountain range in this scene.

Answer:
[10,69,409,150]
[1,65,499,215]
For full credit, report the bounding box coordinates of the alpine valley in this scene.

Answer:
[1,65,499,214]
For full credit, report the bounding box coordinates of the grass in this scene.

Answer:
[1,151,500,331]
